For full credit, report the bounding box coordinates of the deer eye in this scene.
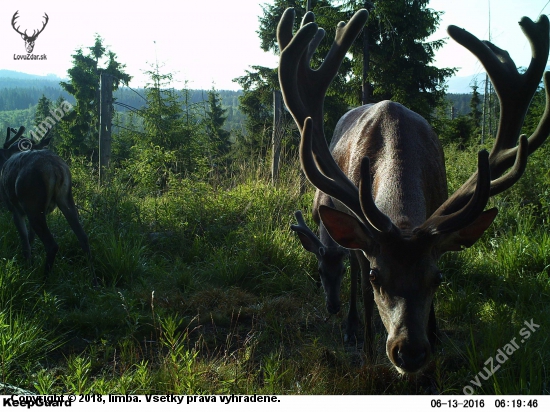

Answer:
[369,269,379,284]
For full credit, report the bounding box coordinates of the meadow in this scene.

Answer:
[0,138,549,395]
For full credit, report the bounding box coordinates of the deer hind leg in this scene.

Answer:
[11,212,31,263]
[26,212,58,277]
[57,193,96,285]
[344,252,361,343]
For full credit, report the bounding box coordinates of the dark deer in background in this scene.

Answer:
[0,127,95,284]
[11,11,49,53]
[291,203,360,342]
[278,8,550,373]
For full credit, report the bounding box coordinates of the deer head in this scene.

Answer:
[291,208,349,314]
[0,127,95,284]
[278,8,550,373]
[11,11,49,53]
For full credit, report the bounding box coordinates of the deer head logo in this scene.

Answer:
[11,11,49,54]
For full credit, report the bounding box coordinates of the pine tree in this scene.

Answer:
[123,64,209,192]
[59,35,131,157]
[32,95,71,149]
[34,95,52,128]
[237,0,456,151]
[142,65,183,150]
[469,82,482,129]
[204,87,231,162]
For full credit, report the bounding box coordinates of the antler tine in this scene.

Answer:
[32,128,52,150]
[278,10,320,127]
[278,7,369,132]
[526,70,550,155]
[488,135,528,195]
[4,126,25,149]
[422,150,492,235]
[279,9,396,240]
[290,210,324,249]
[278,7,369,170]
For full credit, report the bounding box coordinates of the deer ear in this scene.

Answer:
[440,208,498,252]
[318,205,375,251]
[294,231,321,255]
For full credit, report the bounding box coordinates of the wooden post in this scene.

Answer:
[271,90,283,185]
[99,72,113,186]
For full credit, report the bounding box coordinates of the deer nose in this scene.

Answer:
[391,343,429,373]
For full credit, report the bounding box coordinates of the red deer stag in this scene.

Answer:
[0,127,95,284]
[278,8,550,373]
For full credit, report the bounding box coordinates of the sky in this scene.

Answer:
[0,0,548,92]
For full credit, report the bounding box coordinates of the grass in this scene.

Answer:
[0,142,549,395]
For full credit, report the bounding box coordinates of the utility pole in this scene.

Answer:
[99,72,113,186]
[481,0,492,144]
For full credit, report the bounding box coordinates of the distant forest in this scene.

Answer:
[0,72,476,139]
[446,93,473,117]
[0,75,245,132]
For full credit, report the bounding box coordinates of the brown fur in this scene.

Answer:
[316,101,450,373]
[328,101,447,226]
[0,149,94,282]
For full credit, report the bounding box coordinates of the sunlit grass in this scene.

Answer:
[0,147,549,394]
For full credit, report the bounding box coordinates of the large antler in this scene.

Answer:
[279,8,395,239]
[420,15,550,235]
[279,8,494,241]
[280,9,550,241]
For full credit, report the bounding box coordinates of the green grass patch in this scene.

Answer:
[0,148,548,395]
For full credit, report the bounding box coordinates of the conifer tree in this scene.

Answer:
[60,35,131,157]
[204,87,231,162]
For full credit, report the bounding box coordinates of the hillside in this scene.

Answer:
[0,71,245,132]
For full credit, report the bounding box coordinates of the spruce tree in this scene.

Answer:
[205,87,231,162]
[59,35,131,157]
